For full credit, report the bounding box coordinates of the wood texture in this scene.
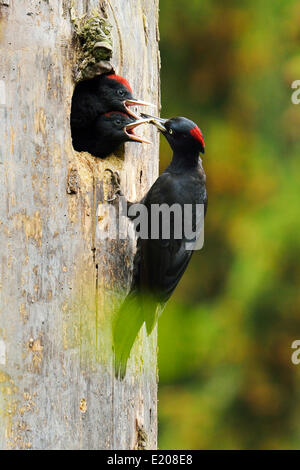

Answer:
[0,0,160,449]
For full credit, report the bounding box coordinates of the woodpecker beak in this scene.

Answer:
[141,114,167,133]
[124,118,152,144]
[124,99,155,120]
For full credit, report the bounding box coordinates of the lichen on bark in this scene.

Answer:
[71,7,114,82]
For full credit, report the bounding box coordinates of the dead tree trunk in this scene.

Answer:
[0,0,160,450]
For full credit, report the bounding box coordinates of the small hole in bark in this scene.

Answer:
[80,398,87,413]
[67,167,79,194]
[135,420,148,450]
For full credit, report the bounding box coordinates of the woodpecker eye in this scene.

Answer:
[169,129,173,135]
[118,89,125,97]
[115,119,121,125]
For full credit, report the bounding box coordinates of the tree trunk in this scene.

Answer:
[0,0,160,450]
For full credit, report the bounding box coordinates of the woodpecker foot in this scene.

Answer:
[105,169,122,201]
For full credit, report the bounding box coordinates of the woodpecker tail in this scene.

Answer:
[144,302,165,335]
[113,291,145,380]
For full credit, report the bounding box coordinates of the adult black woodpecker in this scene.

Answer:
[72,111,152,159]
[71,73,153,151]
[113,116,207,379]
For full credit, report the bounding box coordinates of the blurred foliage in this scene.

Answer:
[158,0,300,449]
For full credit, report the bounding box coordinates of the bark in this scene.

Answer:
[0,0,160,450]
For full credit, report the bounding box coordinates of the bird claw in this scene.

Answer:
[105,169,122,201]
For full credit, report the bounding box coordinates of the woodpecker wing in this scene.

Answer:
[136,171,200,331]
[113,163,207,379]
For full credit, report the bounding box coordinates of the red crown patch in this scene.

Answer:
[107,74,133,93]
[190,125,205,147]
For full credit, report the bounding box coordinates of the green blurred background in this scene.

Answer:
[158,0,300,449]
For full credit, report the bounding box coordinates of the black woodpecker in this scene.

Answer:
[71,73,153,152]
[72,111,151,159]
[113,116,207,379]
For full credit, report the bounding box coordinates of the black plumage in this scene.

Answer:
[113,116,207,379]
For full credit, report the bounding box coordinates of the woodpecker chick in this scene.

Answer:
[73,112,151,158]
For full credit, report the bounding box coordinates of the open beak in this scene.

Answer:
[124,99,155,119]
[124,118,152,144]
[141,113,167,132]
